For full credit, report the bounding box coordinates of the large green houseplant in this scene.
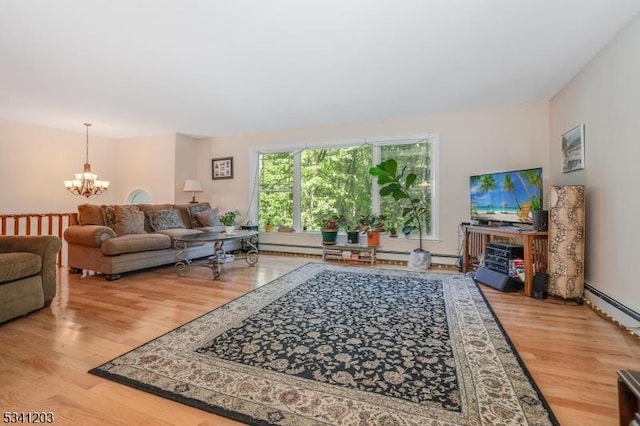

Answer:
[369,159,431,267]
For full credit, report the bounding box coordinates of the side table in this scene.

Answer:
[618,370,640,426]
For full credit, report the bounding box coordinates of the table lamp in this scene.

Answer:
[183,180,203,204]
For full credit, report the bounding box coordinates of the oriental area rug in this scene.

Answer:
[89,262,558,425]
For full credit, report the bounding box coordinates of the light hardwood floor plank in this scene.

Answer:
[1,255,638,425]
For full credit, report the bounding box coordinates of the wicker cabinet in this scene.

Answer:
[548,185,585,300]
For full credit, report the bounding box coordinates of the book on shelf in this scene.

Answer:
[324,249,341,254]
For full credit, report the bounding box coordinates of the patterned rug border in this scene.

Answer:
[89,262,559,425]
[469,273,559,425]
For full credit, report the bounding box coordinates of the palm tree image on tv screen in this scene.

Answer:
[470,167,542,225]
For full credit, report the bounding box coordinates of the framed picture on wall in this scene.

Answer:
[212,157,234,180]
[561,124,585,173]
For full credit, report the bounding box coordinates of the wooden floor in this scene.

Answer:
[1,255,638,425]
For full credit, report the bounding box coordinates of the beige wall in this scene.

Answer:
[0,121,200,212]
[197,102,550,260]
[175,133,203,205]
[550,12,640,320]
[113,133,176,204]
[113,133,202,204]
[0,119,118,212]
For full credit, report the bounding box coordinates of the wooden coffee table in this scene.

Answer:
[173,230,259,279]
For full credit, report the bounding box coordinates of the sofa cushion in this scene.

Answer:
[194,208,223,227]
[0,276,45,324]
[101,234,172,256]
[114,206,146,236]
[78,204,105,226]
[0,252,42,284]
[154,228,204,241]
[147,208,186,231]
[187,203,212,228]
[137,204,175,232]
[173,205,192,230]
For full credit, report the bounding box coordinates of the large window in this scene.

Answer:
[301,146,372,231]
[258,152,293,228]
[255,136,438,238]
[380,142,433,236]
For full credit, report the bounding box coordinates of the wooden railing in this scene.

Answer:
[0,212,78,266]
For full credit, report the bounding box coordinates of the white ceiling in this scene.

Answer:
[1,1,639,139]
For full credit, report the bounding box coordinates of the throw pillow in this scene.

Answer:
[101,205,117,230]
[114,206,146,236]
[77,204,104,226]
[194,208,223,227]
[187,203,212,228]
[147,208,187,231]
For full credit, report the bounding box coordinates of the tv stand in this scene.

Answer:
[462,225,548,297]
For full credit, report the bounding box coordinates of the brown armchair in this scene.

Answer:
[0,235,62,323]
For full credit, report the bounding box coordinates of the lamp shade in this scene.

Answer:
[183,180,203,192]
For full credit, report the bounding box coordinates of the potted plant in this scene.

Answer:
[321,215,342,245]
[356,214,385,247]
[530,195,547,231]
[343,220,360,244]
[388,223,398,238]
[369,159,431,268]
[221,210,240,233]
[530,194,541,211]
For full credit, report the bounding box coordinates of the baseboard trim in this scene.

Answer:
[584,283,640,322]
[584,282,639,338]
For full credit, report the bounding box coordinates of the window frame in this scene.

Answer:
[250,134,440,240]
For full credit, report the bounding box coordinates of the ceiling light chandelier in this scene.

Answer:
[64,123,109,197]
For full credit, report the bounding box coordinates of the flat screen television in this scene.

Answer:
[470,167,542,225]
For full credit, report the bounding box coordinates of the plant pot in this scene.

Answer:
[367,230,381,247]
[347,231,360,244]
[408,248,431,270]
[532,209,548,231]
[264,224,274,232]
[321,228,338,245]
[225,225,235,234]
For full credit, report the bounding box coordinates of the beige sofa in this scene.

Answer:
[64,202,233,280]
[0,235,62,323]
